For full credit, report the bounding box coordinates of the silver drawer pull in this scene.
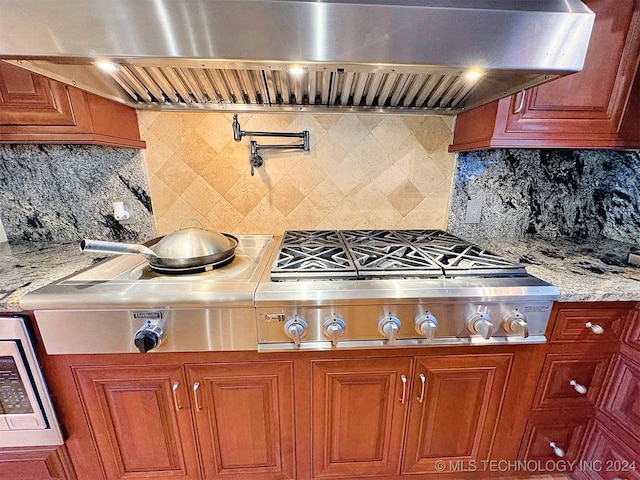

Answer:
[585,322,604,334]
[417,373,426,403]
[549,441,565,458]
[400,375,407,404]
[172,381,182,411]
[193,382,202,411]
[513,90,526,114]
[569,379,587,395]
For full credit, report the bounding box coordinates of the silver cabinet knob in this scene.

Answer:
[569,379,588,395]
[415,312,438,341]
[284,315,307,346]
[585,322,604,335]
[549,442,565,458]
[503,311,529,338]
[323,315,346,346]
[468,312,493,339]
[378,314,401,343]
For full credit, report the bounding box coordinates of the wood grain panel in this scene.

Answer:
[187,361,295,480]
[601,354,640,444]
[0,445,77,480]
[73,365,199,480]
[311,357,411,478]
[402,354,512,474]
[518,411,587,464]
[0,62,75,126]
[625,307,640,353]
[551,306,632,344]
[580,420,640,480]
[532,353,613,410]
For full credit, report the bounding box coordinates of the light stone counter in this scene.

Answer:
[475,236,640,302]
[0,242,101,312]
[0,236,638,312]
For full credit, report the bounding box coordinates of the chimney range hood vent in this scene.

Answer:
[0,0,595,114]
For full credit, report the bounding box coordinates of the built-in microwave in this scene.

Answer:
[0,315,62,447]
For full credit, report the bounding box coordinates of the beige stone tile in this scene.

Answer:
[219,138,252,175]
[137,110,160,134]
[330,155,366,195]
[401,115,426,132]
[286,159,326,196]
[370,116,412,154]
[429,150,457,179]
[357,115,384,131]
[387,180,425,217]
[414,116,454,152]
[288,115,327,149]
[315,138,348,175]
[324,198,362,228]
[233,217,261,234]
[154,216,173,236]
[286,197,328,229]
[243,114,293,133]
[162,197,202,231]
[306,178,345,211]
[313,114,342,131]
[269,176,305,216]
[327,116,370,154]
[265,150,308,178]
[182,176,223,217]
[401,195,450,229]
[194,114,234,153]
[372,163,407,196]
[197,155,243,197]
[396,143,432,181]
[348,134,392,179]
[147,113,201,153]
[411,158,454,196]
[155,155,198,196]
[244,197,287,233]
[148,175,178,217]
[224,174,265,216]
[140,131,174,175]
[204,199,244,232]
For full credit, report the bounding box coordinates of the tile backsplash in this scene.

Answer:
[138,112,456,235]
[0,145,155,243]
[448,149,640,243]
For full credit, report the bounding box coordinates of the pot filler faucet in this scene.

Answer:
[231,114,310,175]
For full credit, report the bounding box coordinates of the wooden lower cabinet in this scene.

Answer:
[73,361,295,480]
[0,445,77,480]
[311,357,411,478]
[310,354,513,478]
[401,354,512,475]
[185,362,295,480]
[74,364,201,480]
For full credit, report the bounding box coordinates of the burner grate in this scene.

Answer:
[271,230,527,280]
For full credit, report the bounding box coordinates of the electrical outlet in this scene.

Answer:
[113,199,135,224]
[465,198,482,224]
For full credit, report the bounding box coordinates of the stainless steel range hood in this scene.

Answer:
[0,0,594,114]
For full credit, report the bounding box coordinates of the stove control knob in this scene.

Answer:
[323,315,346,346]
[284,316,308,346]
[503,311,529,338]
[468,312,493,340]
[415,312,438,342]
[134,331,160,353]
[378,314,401,343]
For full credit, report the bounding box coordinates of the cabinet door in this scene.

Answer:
[580,420,640,480]
[73,365,200,480]
[186,361,295,480]
[601,354,640,444]
[450,0,640,151]
[402,354,512,474]
[311,357,412,478]
[0,62,75,126]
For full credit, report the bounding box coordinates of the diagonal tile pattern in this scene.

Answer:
[138,112,456,235]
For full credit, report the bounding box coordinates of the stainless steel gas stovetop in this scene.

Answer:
[21,230,559,354]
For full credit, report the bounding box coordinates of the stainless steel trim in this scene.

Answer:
[0,316,63,447]
[514,90,527,114]
[257,336,548,352]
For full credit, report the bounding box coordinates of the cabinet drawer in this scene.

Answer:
[580,420,640,480]
[601,355,640,444]
[532,353,613,410]
[518,411,587,464]
[551,307,631,344]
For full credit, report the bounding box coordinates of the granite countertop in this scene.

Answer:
[475,236,640,302]
[0,241,100,312]
[0,235,638,312]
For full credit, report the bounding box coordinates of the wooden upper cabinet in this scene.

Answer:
[0,61,145,148]
[73,364,200,480]
[450,0,640,152]
[402,354,512,475]
[185,361,296,480]
[311,357,412,478]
